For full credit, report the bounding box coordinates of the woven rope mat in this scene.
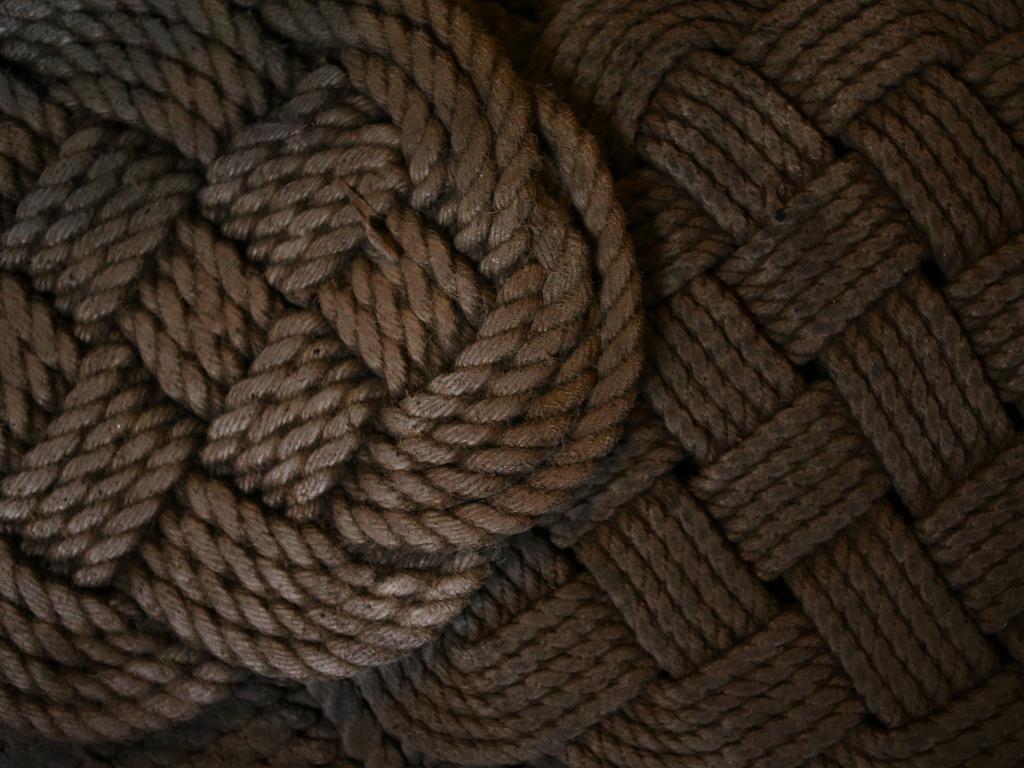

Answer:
[1,0,1022,766]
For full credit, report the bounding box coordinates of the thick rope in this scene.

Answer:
[0,0,641,746]
[318,1,1024,766]
[2,0,1023,766]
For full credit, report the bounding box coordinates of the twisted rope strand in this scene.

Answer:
[0,0,641,750]
[2,0,1024,765]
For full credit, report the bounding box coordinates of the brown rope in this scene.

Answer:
[0,0,641,749]
[327,1,1024,766]
[2,0,1023,766]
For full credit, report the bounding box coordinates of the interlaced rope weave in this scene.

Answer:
[311,0,1024,766]
[0,0,642,755]
[1,0,1023,766]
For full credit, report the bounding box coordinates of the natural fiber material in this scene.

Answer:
[0,0,641,753]
[469,0,1022,764]
[2,0,1024,767]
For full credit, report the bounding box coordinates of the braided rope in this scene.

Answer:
[0,0,641,746]
[2,0,1023,766]
[313,1,1024,766]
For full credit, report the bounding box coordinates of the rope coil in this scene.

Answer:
[1,0,1023,766]
[0,0,641,746]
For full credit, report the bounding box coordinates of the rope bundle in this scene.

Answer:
[0,0,641,749]
[2,0,1024,767]
[324,0,1024,766]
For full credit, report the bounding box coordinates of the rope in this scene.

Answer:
[2,0,1022,766]
[339,0,1024,765]
[0,0,641,746]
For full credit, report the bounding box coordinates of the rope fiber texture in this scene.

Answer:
[0,0,643,756]
[2,0,1024,766]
